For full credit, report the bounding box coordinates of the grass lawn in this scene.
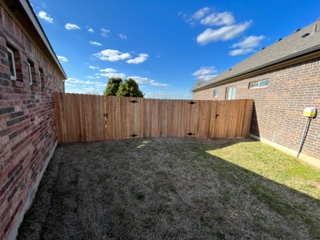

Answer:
[18,138,320,240]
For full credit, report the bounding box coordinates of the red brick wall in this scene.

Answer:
[194,57,320,161]
[0,5,64,240]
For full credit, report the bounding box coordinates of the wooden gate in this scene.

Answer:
[54,93,253,143]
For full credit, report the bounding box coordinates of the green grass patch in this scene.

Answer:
[207,140,320,199]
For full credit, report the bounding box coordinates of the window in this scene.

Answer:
[260,80,269,87]
[213,89,218,98]
[249,79,269,89]
[7,44,24,87]
[226,86,236,100]
[7,47,16,80]
[27,60,35,85]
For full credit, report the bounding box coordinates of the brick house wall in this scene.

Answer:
[0,3,65,240]
[194,57,320,162]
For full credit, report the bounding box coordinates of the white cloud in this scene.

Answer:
[186,7,234,26]
[232,35,265,49]
[229,48,254,56]
[94,49,131,61]
[100,68,117,73]
[129,76,152,83]
[193,7,210,20]
[38,11,53,23]
[94,49,148,64]
[65,23,81,30]
[90,41,102,46]
[197,21,251,45]
[88,28,94,33]
[98,72,126,79]
[89,66,99,69]
[67,78,97,84]
[66,78,105,88]
[184,7,255,47]
[65,77,105,95]
[193,66,217,81]
[180,7,210,26]
[129,76,169,87]
[229,35,265,56]
[200,12,235,26]
[193,66,216,76]
[97,68,126,79]
[101,28,110,37]
[58,55,68,62]
[119,33,127,39]
[129,76,151,83]
[126,53,149,64]
[150,82,169,87]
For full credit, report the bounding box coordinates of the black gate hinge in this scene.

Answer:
[130,100,138,103]
[186,132,194,136]
[130,134,138,137]
[189,101,196,105]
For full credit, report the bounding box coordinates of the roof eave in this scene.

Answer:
[4,0,67,79]
[20,0,67,79]
[193,47,320,92]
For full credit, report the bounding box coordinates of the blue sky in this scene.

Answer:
[30,0,320,99]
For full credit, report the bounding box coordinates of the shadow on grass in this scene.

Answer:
[17,138,320,240]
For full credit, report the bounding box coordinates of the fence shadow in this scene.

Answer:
[250,101,260,137]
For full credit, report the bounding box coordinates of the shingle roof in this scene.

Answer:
[194,18,320,91]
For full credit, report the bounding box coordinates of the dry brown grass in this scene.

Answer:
[18,138,320,240]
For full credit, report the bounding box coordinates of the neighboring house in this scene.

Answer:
[193,19,320,167]
[0,0,67,239]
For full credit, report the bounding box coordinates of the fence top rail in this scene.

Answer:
[54,92,253,103]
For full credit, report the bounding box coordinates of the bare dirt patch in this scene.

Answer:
[17,138,320,239]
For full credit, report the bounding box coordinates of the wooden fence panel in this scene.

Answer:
[54,93,253,143]
[54,93,106,142]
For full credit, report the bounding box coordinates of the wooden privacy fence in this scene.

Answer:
[54,93,253,143]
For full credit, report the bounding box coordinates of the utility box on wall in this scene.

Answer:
[303,107,317,118]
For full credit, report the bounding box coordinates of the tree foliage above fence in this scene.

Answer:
[103,77,122,96]
[104,77,144,98]
[117,78,144,98]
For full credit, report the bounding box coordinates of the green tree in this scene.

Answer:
[103,77,123,96]
[117,78,144,98]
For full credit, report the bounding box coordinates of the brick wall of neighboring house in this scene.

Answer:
[0,5,64,240]
[194,57,320,161]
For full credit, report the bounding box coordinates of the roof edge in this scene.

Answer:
[193,47,320,92]
[18,0,67,79]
